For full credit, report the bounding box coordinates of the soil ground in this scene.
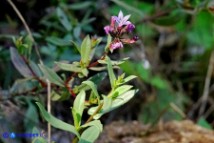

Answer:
[96,120,214,143]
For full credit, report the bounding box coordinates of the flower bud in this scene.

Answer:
[126,23,135,32]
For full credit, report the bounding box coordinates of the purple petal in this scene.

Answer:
[126,23,135,32]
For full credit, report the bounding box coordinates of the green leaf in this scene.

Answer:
[89,72,107,84]
[106,56,116,89]
[81,35,91,66]
[13,36,32,57]
[36,102,79,137]
[51,89,70,101]
[187,11,214,49]
[151,76,169,89]
[111,89,137,109]
[46,36,71,46]
[88,96,112,119]
[10,79,38,94]
[105,34,112,52]
[197,117,212,129]
[78,126,100,143]
[81,68,89,77]
[45,36,71,46]
[91,37,102,48]
[136,64,150,82]
[81,120,103,132]
[89,67,106,71]
[123,75,137,83]
[98,57,129,65]
[71,41,81,53]
[56,7,72,31]
[10,47,33,77]
[55,62,82,73]
[82,81,99,101]
[120,61,138,76]
[73,72,107,94]
[29,60,42,77]
[39,64,64,87]
[72,108,81,130]
[73,91,86,120]
[73,26,81,39]
[108,85,133,98]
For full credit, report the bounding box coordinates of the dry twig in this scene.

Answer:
[199,51,214,116]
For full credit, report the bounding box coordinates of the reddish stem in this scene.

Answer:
[65,72,77,98]
[65,53,108,98]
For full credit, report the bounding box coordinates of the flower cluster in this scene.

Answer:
[104,11,138,51]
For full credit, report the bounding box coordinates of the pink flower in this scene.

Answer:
[104,25,113,34]
[103,10,138,52]
[110,41,123,50]
[104,11,135,35]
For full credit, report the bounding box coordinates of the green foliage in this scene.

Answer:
[197,117,213,130]
[121,62,169,89]
[153,10,184,26]
[31,127,47,143]
[35,32,137,142]
[10,79,38,94]
[72,90,86,129]
[67,1,93,10]
[10,47,34,78]
[80,35,91,66]
[79,126,100,143]
[39,64,64,87]
[56,7,72,31]
[13,36,33,57]
[106,56,116,89]
[55,62,82,72]
[36,102,80,137]
[187,11,214,49]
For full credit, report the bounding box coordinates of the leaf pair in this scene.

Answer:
[36,97,103,143]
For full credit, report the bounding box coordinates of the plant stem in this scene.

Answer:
[72,102,104,143]
[86,102,104,124]
[47,79,51,143]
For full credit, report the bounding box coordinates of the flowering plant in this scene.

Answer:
[32,10,138,143]
[104,11,138,51]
